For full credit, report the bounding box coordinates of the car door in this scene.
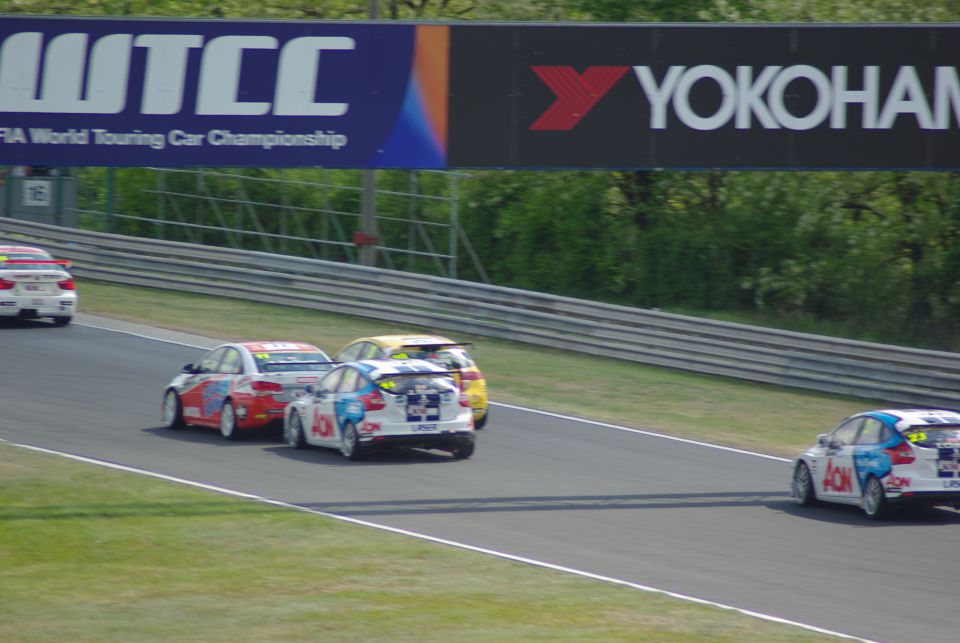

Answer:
[817,417,864,500]
[179,347,227,424]
[853,417,897,489]
[334,367,366,441]
[306,367,344,446]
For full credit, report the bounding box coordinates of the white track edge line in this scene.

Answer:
[3,439,873,643]
[76,320,791,463]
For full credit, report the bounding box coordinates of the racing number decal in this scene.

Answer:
[311,406,335,438]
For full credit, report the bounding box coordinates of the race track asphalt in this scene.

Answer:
[2,314,959,643]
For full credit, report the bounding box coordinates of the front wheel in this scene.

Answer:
[862,476,890,519]
[792,462,817,506]
[285,412,306,449]
[161,389,185,430]
[339,422,363,461]
[220,400,240,441]
[474,410,488,430]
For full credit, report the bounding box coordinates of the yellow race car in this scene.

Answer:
[335,334,489,429]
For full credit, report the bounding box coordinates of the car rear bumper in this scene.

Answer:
[360,431,475,451]
[891,491,960,508]
[0,294,76,318]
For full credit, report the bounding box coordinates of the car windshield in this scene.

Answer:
[254,351,333,372]
[391,347,474,369]
[902,426,960,448]
[0,252,56,270]
[377,374,457,395]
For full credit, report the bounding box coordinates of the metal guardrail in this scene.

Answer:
[4,215,960,407]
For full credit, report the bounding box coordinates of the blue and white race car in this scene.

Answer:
[283,358,476,461]
[790,408,960,518]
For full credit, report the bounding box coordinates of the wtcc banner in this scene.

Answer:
[1,18,960,170]
[447,24,960,169]
[0,16,448,168]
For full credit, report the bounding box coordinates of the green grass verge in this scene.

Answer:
[77,279,882,458]
[0,443,840,642]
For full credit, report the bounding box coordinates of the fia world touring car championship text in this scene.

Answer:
[0,127,349,151]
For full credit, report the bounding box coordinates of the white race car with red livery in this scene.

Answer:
[161,341,333,440]
[283,358,476,460]
[0,245,76,325]
[790,408,960,518]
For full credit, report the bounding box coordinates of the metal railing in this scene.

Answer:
[4,215,960,407]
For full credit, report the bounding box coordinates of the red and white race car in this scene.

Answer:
[161,341,333,439]
[0,245,76,325]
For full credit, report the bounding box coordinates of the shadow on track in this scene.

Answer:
[772,499,960,525]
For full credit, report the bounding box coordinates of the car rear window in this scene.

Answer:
[0,252,55,270]
[392,347,475,370]
[377,374,457,395]
[255,351,332,372]
[902,426,960,448]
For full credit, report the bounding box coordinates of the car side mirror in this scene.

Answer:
[180,363,196,374]
[304,384,314,395]
[816,433,829,447]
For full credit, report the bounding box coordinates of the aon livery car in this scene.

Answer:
[791,409,960,519]
[0,245,76,325]
[283,358,476,461]
[335,334,489,429]
[161,341,333,439]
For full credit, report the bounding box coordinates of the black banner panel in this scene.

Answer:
[447,25,960,169]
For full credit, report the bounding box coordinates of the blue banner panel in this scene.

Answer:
[447,24,960,170]
[0,16,449,168]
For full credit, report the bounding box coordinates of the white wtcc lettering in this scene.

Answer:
[631,64,960,131]
[0,31,355,116]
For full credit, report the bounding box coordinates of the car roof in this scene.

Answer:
[864,408,960,427]
[359,334,458,349]
[351,358,452,379]
[236,341,324,353]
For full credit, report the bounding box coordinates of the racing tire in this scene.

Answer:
[792,462,817,506]
[161,389,186,430]
[339,422,363,461]
[862,476,890,520]
[219,400,241,441]
[474,410,488,430]
[51,316,72,326]
[285,412,306,449]
[451,440,475,460]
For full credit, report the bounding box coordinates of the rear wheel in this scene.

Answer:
[51,316,72,326]
[161,390,185,430]
[792,462,816,506]
[339,422,363,461]
[285,412,306,449]
[220,400,240,441]
[451,440,475,460]
[862,476,890,519]
[474,410,488,430]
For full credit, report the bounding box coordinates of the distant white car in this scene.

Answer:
[790,408,960,518]
[283,358,476,460]
[0,245,76,325]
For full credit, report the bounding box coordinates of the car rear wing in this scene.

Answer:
[397,342,472,350]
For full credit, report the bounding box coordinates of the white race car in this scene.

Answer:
[790,408,960,518]
[283,358,476,460]
[0,245,76,325]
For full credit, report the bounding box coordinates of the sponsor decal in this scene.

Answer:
[884,474,911,489]
[529,64,960,133]
[942,479,960,489]
[359,421,381,433]
[823,459,854,493]
[311,407,334,438]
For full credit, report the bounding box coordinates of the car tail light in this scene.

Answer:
[884,442,915,465]
[57,278,75,290]
[459,370,481,381]
[0,278,14,290]
[360,389,386,411]
[251,380,283,396]
[459,392,471,408]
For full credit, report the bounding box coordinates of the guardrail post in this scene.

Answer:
[106,168,115,233]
